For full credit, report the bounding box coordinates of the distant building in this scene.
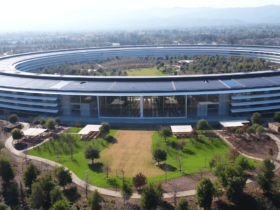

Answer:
[111,43,120,47]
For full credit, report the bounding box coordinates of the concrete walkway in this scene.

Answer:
[6,123,280,199]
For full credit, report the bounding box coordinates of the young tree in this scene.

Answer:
[251,112,262,125]
[256,158,275,192]
[168,180,182,206]
[88,190,104,210]
[39,172,55,195]
[213,180,223,200]
[177,197,189,210]
[99,122,110,135]
[196,177,214,210]
[55,117,61,126]
[226,148,240,162]
[0,141,5,154]
[120,180,133,203]
[33,119,40,127]
[197,119,209,130]
[0,158,15,183]
[28,182,46,210]
[140,182,164,210]
[11,128,23,143]
[50,186,65,205]
[234,156,251,171]
[159,126,172,141]
[40,118,46,127]
[53,166,72,190]
[107,177,120,192]
[84,144,100,164]
[274,112,280,122]
[45,118,56,132]
[84,170,90,199]
[246,127,255,136]
[133,173,147,190]
[50,199,71,210]
[152,148,167,165]
[19,181,25,205]
[102,161,111,179]
[23,163,40,188]
[8,114,18,124]
[176,151,185,172]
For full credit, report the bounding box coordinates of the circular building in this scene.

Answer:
[0,45,280,124]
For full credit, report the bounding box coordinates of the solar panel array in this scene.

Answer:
[264,76,280,85]
[221,80,241,88]
[112,82,174,91]
[234,77,277,87]
[174,80,228,91]
[0,76,33,87]
[61,81,115,91]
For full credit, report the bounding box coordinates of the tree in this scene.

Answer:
[11,128,23,143]
[8,114,18,124]
[23,163,40,188]
[251,112,262,125]
[197,119,209,130]
[226,148,239,162]
[84,170,90,199]
[46,118,56,132]
[213,180,223,200]
[256,126,265,137]
[196,177,214,210]
[234,156,251,170]
[0,158,15,183]
[168,180,182,206]
[33,119,40,127]
[256,158,275,192]
[152,148,167,165]
[99,122,110,135]
[40,118,46,127]
[274,112,280,122]
[120,180,133,203]
[159,127,172,141]
[0,202,10,210]
[87,190,104,210]
[107,177,120,192]
[28,182,46,210]
[50,199,71,210]
[55,117,61,126]
[133,173,147,190]
[176,151,185,172]
[102,161,111,179]
[140,182,164,210]
[39,172,55,195]
[235,128,244,135]
[53,166,72,190]
[246,127,255,136]
[19,181,25,205]
[177,197,189,210]
[84,145,100,164]
[0,141,5,154]
[50,186,65,205]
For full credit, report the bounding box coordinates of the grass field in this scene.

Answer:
[124,66,167,76]
[100,130,164,177]
[69,127,84,133]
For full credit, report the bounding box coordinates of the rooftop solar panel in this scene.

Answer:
[49,81,71,89]
[21,80,60,89]
[174,80,228,91]
[221,80,241,88]
[0,76,33,87]
[112,82,174,92]
[60,81,114,91]
[234,77,276,87]
[264,76,280,85]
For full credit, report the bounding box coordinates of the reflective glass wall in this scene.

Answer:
[143,96,185,117]
[99,96,140,117]
[187,95,219,117]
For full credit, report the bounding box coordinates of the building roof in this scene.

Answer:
[78,125,101,135]
[171,125,193,133]
[219,121,250,128]
[23,128,47,136]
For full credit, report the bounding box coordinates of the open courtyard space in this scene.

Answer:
[100,130,164,177]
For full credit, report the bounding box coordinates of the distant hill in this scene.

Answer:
[2,5,280,31]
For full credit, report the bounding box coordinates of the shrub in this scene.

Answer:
[0,158,15,183]
[140,183,164,210]
[46,118,56,131]
[196,178,214,209]
[197,119,209,130]
[40,118,46,126]
[50,199,71,210]
[159,127,172,141]
[33,119,40,125]
[23,163,40,188]
[177,197,189,210]
[274,112,280,122]
[246,127,255,135]
[88,190,104,210]
[251,112,261,125]
[11,128,23,141]
[8,114,18,124]
[256,158,275,192]
[99,122,110,134]
[235,128,244,134]
[230,127,238,132]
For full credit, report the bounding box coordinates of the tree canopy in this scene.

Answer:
[251,112,262,124]
[256,158,275,192]
[8,114,18,124]
[88,190,104,210]
[84,145,100,164]
[23,163,40,188]
[99,122,110,134]
[53,166,72,189]
[152,148,167,164]
[197,119,209,130]
[46,118,56,131]
[159,127,172,141]
[0,158,15,183]
[140,182,164,210]
[11,128,23,140]
[196,177,214,209]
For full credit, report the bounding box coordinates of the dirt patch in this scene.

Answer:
[100,130,164,177]
[217,131,278,160]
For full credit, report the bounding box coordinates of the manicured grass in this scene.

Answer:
[69,127,84,133]
[124,66,167,76]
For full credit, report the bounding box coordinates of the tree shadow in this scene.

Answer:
[14,142,28,150]
[158,163,177,172]
[63,186,81,203]
[88,162,104,173]
[182,148,196,155]
[161,200,175,210]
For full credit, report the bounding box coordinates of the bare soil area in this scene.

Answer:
[100,130,164,177]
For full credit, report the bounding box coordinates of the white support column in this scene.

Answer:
[140,96,143,118]
[185,95,188,118]
[97,96,100,118]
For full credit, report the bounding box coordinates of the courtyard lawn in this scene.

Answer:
[69,127,84,133]
[124,66,167,76]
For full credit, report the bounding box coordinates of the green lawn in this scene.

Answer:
[69,127,84,133]
[29,129,259,187]
[124,66,167,76]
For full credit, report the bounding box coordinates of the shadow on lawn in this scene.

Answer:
[158,163,177,172]
[89,162,104,173]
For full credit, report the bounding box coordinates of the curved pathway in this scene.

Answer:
[5,123,280,199]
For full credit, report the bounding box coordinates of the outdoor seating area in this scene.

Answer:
[219,120,250,131]
[81,131,101,140]
[171,125,193,138]
[78,124,102,139]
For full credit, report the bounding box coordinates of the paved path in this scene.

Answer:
[6,123,280,199]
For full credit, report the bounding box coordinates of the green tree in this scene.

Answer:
[8,114,18,124]
[99,122,110,135]
[50,186,65,205]
[274,112,280,122]
[33,119,40,126]
[0,202,10,210]
[19,181,25,205]
[0,158,15,183]
[46,118,56,131]
[87,190,104,210]
[234,156,251,171]
[53,166,72,190]
[5,182,19,206]
[251,112,262,124]
[152,148,167,165]
[197,119,209,130]
[23,163,40,188]
[246,127,255,135]
[159,126,172,141]
[256,158,275,192]
[120,180,133,203]
[39,172,55,195]
[196,177,214,210]
[177,197,189,210]
[28,182,46,210]
[50,199,71,210]
[256,126,265,136]
[140,182,164,210]
[40,118,46,126]
[84,145,100,164]
[11,128,23,142]
[55,117,61,125]
[0,141,5,154]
